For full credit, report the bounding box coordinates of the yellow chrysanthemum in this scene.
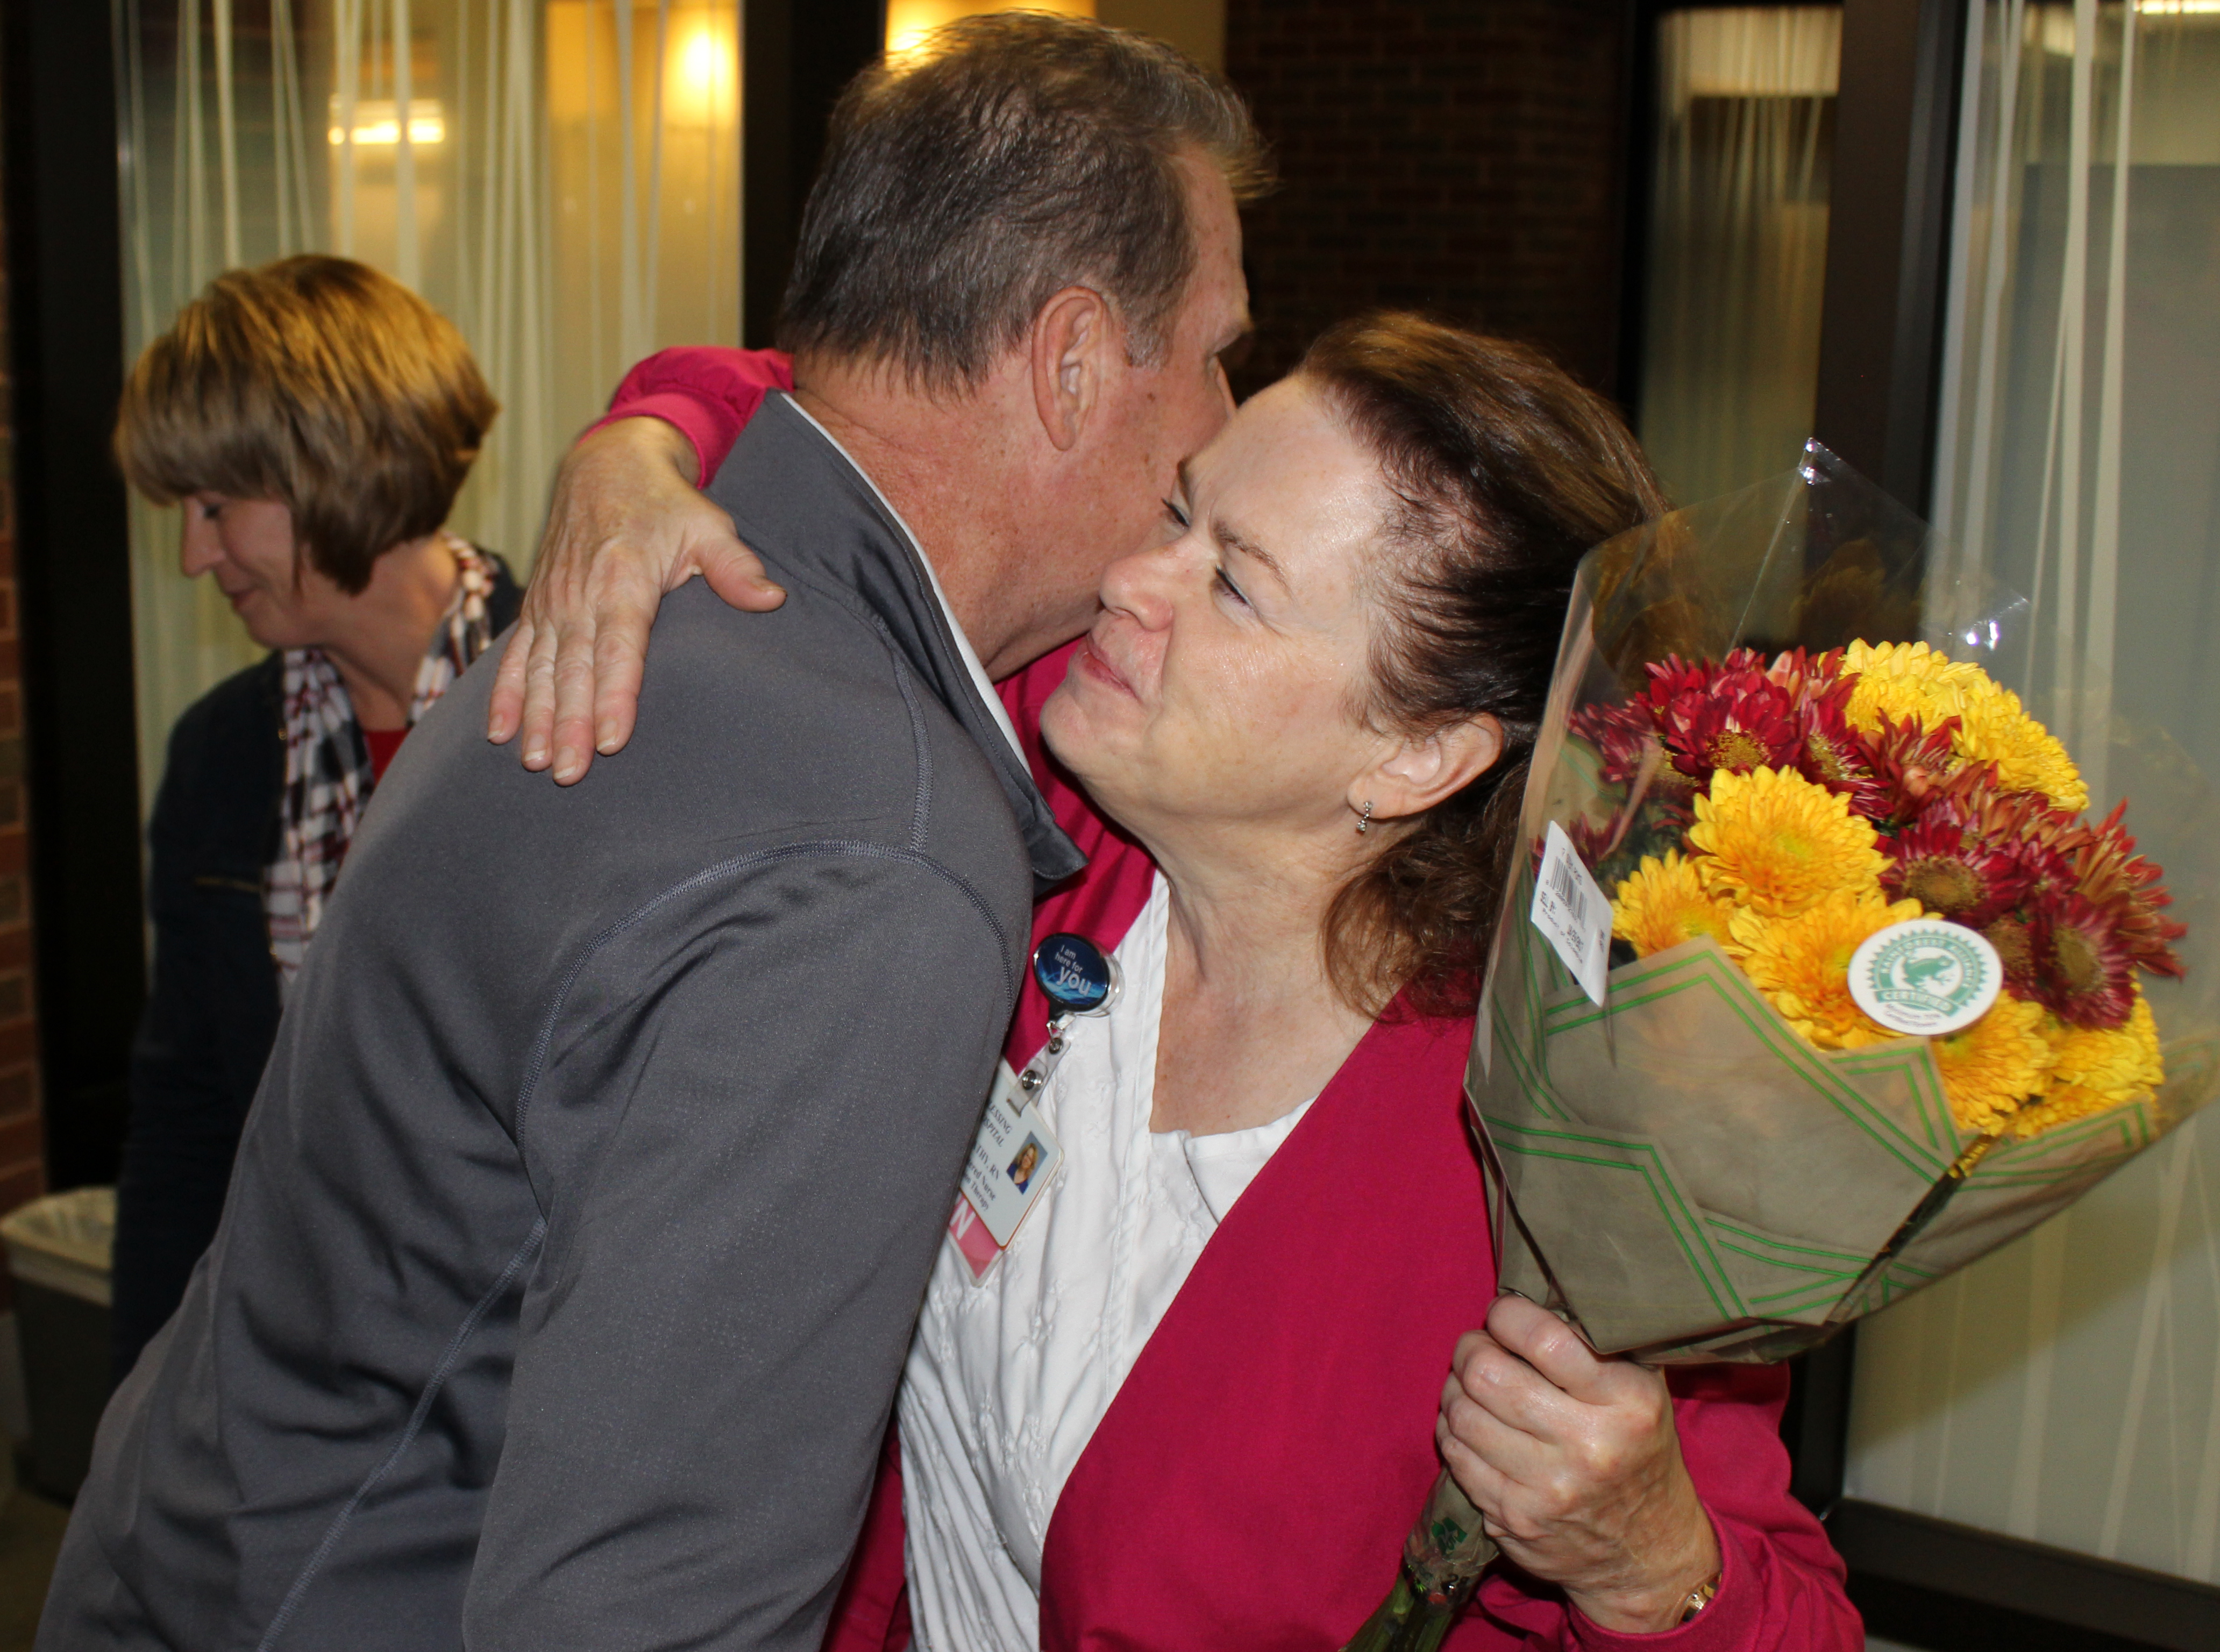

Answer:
[1612,852,1737,959]
[1951,678,2088,811]
[1841,640,1986,735]
[1687,766,1887,918]
[1841,639,2088,810]
[2006,992,2166,1138]
[1730,889,1922,1050]
[1933,994,2055,1135]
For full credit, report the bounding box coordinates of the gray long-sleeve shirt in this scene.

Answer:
[42,395,1084,1652]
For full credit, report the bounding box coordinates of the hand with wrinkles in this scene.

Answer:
[1437,1294,1720,1634]
[486,417,784,784]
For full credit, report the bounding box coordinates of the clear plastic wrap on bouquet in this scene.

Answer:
[1344,442,2219,1651]
[1465,442,2220,1363]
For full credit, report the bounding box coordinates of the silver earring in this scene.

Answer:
[1356,800,1373,835]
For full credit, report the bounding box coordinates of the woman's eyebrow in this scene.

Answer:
[1175,455,1285,582]
[1216,521,1284,583]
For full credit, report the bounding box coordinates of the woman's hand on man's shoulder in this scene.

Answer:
[487,416,784,784]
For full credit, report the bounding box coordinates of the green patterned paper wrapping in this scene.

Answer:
[1472,871,2175,1361]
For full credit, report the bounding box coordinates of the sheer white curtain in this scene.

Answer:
[1638,5,1841,507]
[1848,0,2220,1579]
[115,0,741,809]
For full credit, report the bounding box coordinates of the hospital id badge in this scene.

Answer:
[947,1061,1063,1281]
[945,932,1112,1281]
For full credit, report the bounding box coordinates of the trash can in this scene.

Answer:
[1,1187,115,1499]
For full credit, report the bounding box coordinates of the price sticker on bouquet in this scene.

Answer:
[1531,821,1613,1006]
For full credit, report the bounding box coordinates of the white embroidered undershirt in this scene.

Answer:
[898,874,1315,1652]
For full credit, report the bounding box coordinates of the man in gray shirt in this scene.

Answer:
[43,18,1262,1652]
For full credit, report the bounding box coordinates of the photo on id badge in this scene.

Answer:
[1008,1136,1044,1193]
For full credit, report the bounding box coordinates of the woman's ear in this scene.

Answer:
[1029,286,1113,453]
[1353,714,1505,823]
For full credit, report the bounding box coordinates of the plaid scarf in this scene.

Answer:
[264,538,495,986]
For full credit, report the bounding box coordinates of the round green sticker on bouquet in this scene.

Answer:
[1849,918,2003,1036]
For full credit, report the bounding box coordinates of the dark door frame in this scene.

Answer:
[1809,0,1965,507]
[0,0,147,1193]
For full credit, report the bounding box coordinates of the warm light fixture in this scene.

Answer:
[681,27,722,87]
[667,20,737,123]
[327,98,446,146]
[884,0,1094,61]
[2137,0,2220,11]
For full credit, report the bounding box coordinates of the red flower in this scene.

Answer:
[1958,782,2085,905]
[1569,699,1660,788]
[1860,713,1972,828]
[1880,814,2033,929]
[2031,892,2141,1029]
[1565,813,1620,871]
[1640,654,1803,783]
[1762,646,1849,702]
[1942,789,2183,1028]
[1795,681,1892,821]
[2067,804,2188,980]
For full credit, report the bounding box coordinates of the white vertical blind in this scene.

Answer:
[115,0,742,810]
[1638,6,1841,507]
[1848,0,2220,1579]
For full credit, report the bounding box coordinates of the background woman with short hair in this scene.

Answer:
[109,254,518,1378]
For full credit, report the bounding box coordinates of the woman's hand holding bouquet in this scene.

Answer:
[1437,1297,1717,1635]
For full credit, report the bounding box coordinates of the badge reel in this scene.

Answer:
[1018,932,1123,1094]
[945,932,1120,1283]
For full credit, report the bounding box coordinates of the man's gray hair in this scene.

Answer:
[777,12,1272,387]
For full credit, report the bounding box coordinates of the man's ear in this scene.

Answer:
[1029,286,1115,453]
[1353,714,1506,823]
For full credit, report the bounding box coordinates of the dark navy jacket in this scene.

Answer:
[110,560,521,1379]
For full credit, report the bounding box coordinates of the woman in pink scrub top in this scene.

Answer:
[508,316,1862,1652]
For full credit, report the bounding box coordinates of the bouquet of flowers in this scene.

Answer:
[1583,638,2171,1144]
[1346,444,2219,1651]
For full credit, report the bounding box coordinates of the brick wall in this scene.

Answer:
[0,201,44,1257]
[1222,0,1635,401]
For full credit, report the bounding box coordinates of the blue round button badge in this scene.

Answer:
[1031,932,1120,1017]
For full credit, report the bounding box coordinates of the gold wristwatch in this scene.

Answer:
[1678,1575,1720,1624]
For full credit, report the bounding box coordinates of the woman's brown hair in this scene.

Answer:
[1304,314,1669,1017]
[115,255,498,593]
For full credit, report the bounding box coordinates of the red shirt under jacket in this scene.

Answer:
[601,348,1862,1652]
[363,725,408,782]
